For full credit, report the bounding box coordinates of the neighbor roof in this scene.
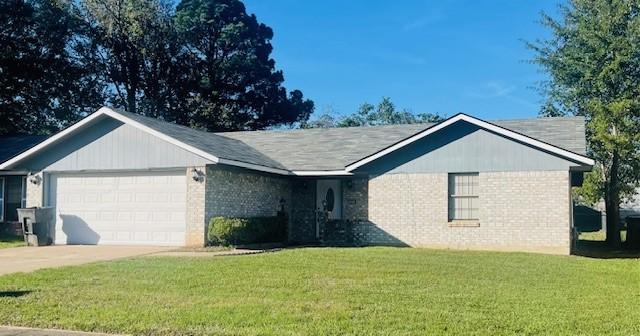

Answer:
[0,107,592,175]
[0,135,47,166]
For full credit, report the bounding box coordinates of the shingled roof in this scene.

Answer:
[111,109,591,171]
[115,110,288,170]
[0,107,590,174]
[0,135,47,165]
[217,117,587,171]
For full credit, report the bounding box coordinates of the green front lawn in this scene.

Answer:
[0,247,639,335]
[579,229,627,242]
[0,234,24,249]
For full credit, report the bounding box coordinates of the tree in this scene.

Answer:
[60,0,312,131]
[301,105,340,128]
[67,0,181,118]
[304,97,444,129]
[174,0,313,131]
[530,0,640,247]
[0,0,103,135]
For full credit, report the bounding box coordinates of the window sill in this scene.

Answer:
[448,220,480,227]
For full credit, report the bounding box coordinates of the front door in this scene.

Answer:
[315,179,342,241]
[316,179,342,220]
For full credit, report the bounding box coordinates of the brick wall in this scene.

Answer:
[25,173,43,208]
[290,179,316,243]
[342,178,368,221]
[359,171,571,254]
[203,165,292,244]
[185,166,206,246]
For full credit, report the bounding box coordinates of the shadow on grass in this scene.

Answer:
[0,290,32,298]
[573,240,640,259]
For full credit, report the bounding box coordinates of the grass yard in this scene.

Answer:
[579,229,627,242]
[0,234,24,249]
[0,247,639,335]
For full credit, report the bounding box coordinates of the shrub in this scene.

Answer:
[207,213,287,246]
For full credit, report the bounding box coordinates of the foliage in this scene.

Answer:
[573,166,605,206]
[71,0,183,120]
[174,0,314,131]
[0,247,639,335]
[0,0,313,135]
[530,0,640,246]
[207,214,287,246]
[0,0,104,135]
[304,97,444,128]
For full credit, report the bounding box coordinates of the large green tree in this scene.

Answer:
[67,0,185,120]
[2,0,312,133]
[174,0,313,131]
[531,0,640,247]
[0,0,103,135]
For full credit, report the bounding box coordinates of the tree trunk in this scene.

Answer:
[126,87,136,114]
[605,152,622,248]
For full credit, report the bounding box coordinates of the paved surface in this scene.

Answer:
[0,326,122,335]
[0,245,172,276]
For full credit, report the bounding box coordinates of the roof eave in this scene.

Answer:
[344,113,594,172]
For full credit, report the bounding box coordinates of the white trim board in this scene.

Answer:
[291,170,353,176]
[0,107,221,171]
[344,113,595,172]
[0,107,282,176]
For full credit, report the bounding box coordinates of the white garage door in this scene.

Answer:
[47,171,187,246]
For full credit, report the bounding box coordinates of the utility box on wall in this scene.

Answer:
[17,207,56,246]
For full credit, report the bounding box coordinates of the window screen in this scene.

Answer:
[448,173,479,220]
[21,177,27,208]
[0,177,4,221]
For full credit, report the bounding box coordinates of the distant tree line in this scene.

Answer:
[303,97,444,128]
[0,0,314,135]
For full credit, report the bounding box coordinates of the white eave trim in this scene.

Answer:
[345,113,595,172]
[0,107,221,170]
[0,110,105,170]
[217,158,291,175]
[291,170,353,176]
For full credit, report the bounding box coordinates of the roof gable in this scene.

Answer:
[0,108,593,175]
[17,117,213,171]
[0,107,289,175]
[344,114,593,172]
[355,120,585,174]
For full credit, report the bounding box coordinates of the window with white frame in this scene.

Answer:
[448,173,479,221]
[21,177,27,208]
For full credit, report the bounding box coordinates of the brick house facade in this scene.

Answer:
[8,108,591,254]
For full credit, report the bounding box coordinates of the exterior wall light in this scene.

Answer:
[28,172,42,185]
[346,179,354,189]
[191,168,204,182]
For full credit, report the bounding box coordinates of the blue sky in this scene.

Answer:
[243,0,562,120]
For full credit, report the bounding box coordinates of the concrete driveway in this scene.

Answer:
[0,245,172,276]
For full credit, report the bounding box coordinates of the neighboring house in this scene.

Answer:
[0,136,48,233]
[0,107,593,254]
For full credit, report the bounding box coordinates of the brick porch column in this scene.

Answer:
[185,166,206,247]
